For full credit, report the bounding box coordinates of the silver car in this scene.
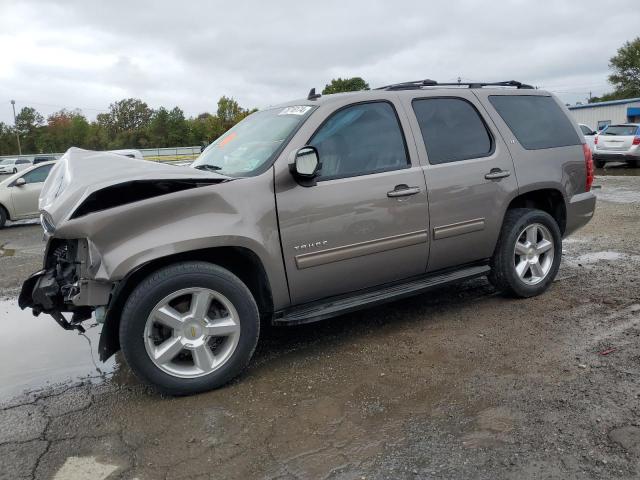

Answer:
[0,162,55,228]
[593,123,640,167]
[19,80,596,395]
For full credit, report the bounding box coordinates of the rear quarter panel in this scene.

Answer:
[473,89,587,205]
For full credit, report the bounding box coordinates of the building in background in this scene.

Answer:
[568,98,640,131]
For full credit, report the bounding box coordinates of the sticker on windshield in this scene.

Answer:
[278,106,312,116]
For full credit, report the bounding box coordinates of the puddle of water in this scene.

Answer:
[0,299,117,400]
[0,243,16,257]
[575,251,625,264]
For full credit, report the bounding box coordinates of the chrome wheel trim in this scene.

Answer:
[513,223,555,286]
[143,287,241,378]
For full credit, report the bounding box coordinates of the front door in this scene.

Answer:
[400,92,519,272]
[276,100,430,305]
[11,164,53,218]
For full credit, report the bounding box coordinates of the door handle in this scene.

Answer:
[485,168,511,180]
[387,185,421,198]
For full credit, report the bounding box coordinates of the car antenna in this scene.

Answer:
[307,88,321,101]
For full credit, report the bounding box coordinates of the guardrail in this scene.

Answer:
[0,146,203,164]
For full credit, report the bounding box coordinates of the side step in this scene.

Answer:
[273,264,490,326]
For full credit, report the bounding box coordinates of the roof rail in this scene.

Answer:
[377,79,534,91]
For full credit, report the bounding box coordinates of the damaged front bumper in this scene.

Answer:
[18,238,113,334]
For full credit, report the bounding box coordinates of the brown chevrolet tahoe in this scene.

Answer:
[19,79,596,395]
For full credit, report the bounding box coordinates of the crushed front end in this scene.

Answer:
[19,238,112,333]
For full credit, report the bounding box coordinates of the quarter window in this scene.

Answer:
[489,95,580,150]
[309,102,409,180]
[412,98,492,164]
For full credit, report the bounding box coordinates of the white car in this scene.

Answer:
[593,123,640,168]
[579,124,597,153]
[0,158,32,175]
[0,161,55,228]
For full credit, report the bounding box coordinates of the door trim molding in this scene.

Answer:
[433,218,485,240]
[295,230,428,270]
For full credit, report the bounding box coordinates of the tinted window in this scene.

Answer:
[21,164,52,184]
[601,125,638,136]
[310,102,408,179]
[412,98,492,164]
[489,95,580,150]
[580,125,594,135]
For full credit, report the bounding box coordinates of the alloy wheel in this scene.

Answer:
[513,223,554,285]
[143,287,241,378]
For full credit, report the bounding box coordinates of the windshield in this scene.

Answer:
[0,159,15,165]
[192,106,314,176]
[601,125,638,136]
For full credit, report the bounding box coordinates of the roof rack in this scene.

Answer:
[376,79,534,91]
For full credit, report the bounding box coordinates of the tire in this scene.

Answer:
[489,208,562,298]
[594,158,605,168]
[629,159,640,168]
[0,206,6,228]
[12,168,17,174]
[119,261,260,396]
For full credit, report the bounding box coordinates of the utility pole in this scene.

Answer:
[10,100,21,155]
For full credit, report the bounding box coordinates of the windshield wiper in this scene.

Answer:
[194,164,222,172]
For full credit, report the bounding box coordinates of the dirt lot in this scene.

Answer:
[1,172,640,480]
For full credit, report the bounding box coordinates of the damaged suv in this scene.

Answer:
[20,80,596,395]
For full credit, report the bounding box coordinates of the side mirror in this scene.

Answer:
[290,146,321,186]
[14,178,26,187]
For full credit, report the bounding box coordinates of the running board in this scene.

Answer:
[273,264,490,326]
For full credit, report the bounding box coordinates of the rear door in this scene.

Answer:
[399,90,519,272]
[275,99,430,305]
[11,164,53,218]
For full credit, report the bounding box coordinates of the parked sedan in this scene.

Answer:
[593,123,640,167]
[0,161,55,228]
[0,158,32,174]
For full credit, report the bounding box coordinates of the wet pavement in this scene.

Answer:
[0,301,116,400]
[0,172,640,479]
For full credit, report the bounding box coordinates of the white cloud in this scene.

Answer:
[0,0,638,123]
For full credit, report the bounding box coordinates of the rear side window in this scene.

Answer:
[601,125,638,136]
[412,98,492,164]
[310,102,409,180]
[489,95,580,150]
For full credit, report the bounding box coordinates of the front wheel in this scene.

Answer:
[12,168,17,174]
[489,208,562,298]
[119,262,260,395]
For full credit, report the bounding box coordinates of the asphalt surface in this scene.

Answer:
[1,171,640,479]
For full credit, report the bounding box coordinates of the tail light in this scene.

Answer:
[633,136,640,145]
[583,143,594,192]
[594,135,598,145]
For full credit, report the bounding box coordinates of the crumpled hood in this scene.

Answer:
[40,147,229,227]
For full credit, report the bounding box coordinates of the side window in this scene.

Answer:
[21,164,53,184]
[597,120,611,131]
[489,95,580,150]
[309,102,409,180]
[580,125,594,136]
[412,98,492,164]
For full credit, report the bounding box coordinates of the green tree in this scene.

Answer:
[322,77,370,95]
[589,37,640,103]
[15,106,44,153]
[217,96,246,128]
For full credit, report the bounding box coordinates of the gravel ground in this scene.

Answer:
[0,174,639,480]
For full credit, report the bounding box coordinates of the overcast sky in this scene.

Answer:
[1,0,639,124]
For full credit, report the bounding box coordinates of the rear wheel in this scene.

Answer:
[594,158,605,168]
[119,262,260,395]
[489,208,562,298]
